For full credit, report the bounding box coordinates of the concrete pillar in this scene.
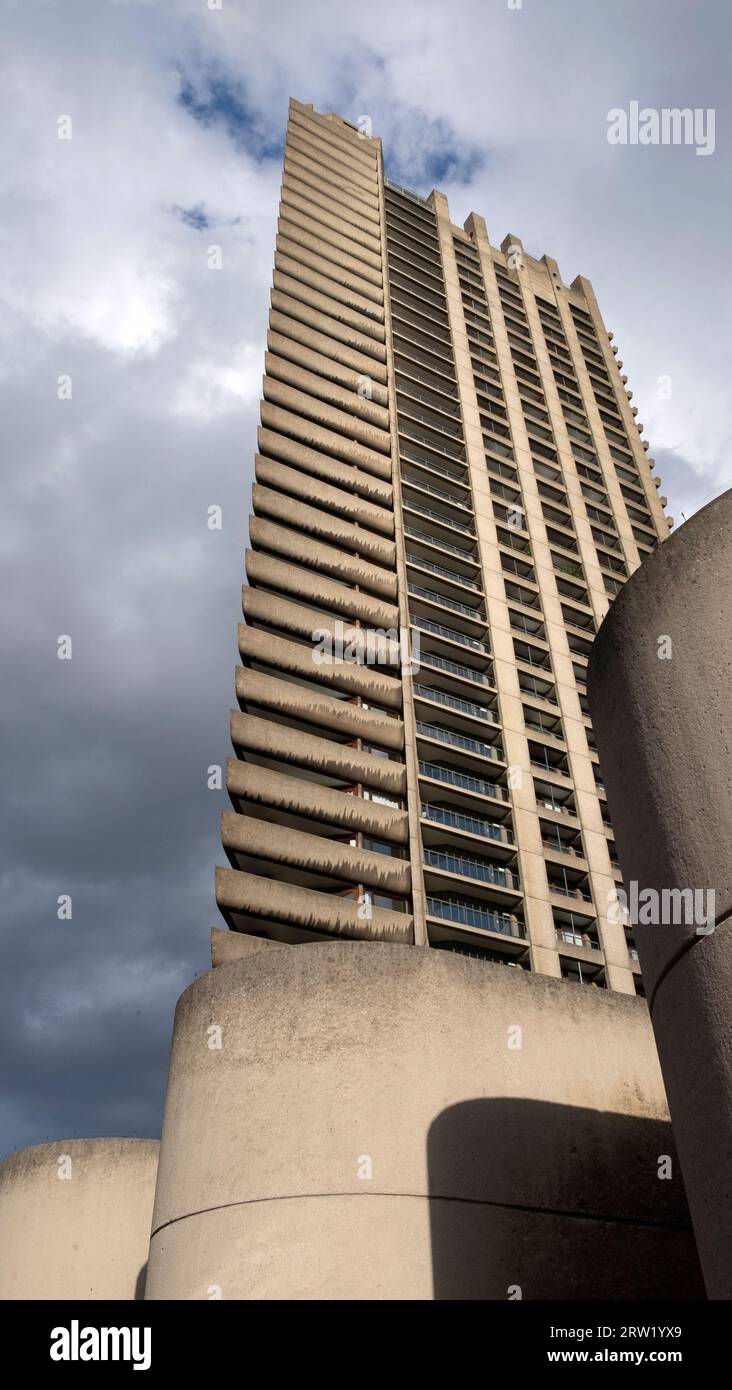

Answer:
[145,942,702,1300]
[0,1138,159,1300]
[588,488,732,1299]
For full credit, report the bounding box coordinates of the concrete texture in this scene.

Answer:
[251,482,396,565]
[145,943,702,1300]
[215,866,413,943]
[244,548,399,628]
[248,515,397,598]
[220,810,412,895]
[234,666,404,749]
[236,622,402,705]
[0,1138,159,1300]
[229,710,407,797]
[226,758,409,843]
[588,488,732,1298]
[257,428,393,501]
[210,926,285,967]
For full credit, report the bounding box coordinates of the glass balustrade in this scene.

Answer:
[412,615,486,652]
[419,760,507,800]
[424,848,514,888]
[426,896,524,938]
[416,722,500,760]
[422,803,510,842]
[412,684,497,724]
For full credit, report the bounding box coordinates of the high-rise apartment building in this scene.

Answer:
[215,98,673,997]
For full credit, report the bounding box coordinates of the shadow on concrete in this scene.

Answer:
[428,1099,705,1300]
[134,1262,148,1301]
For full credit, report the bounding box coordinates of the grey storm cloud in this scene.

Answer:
[1,0,730,1158]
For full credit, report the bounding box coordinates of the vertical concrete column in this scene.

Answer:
[429,201,545,967]
[376,146,427,946]
[463,217,562,978]
[144,942,702,1301]
[512,251,633,991]
[588,489,732,1299]
[571,272,669,539]
[0,1138,159,1300]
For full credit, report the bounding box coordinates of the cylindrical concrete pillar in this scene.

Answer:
[0,1138,159,1300]
[588,489,732,1299]
[145,941,702,1300]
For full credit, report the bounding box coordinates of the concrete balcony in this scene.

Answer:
[230,711,407,799]
[215,866,413,945]
[226,760,409,846]
[254,458,393,539]
[237,623,403,708]
[221,811,411,898]
[249,516,397,601]
[235,667,404,751]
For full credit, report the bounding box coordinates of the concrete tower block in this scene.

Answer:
[588,488,732,1299]
[145,943,702,1301]
[0,1138,159,1300]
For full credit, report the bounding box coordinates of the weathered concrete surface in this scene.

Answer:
[145,942,702,1300]
[588,489,732,1299]
[0,1138,159,1300]
[210,926,286,968]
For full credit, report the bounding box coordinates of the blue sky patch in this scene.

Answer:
[178,69,283,161]
[383,111,487,194]
[174,203,210,231]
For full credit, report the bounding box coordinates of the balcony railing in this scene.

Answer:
[542,838,584,858]
[511,614,546,638]
[424,848,515,888]
[391,295,451,337]
[419,651,493,688]
[515,649,552,672]
[537,796,576,817]
[406,552,482,593]
[427,896,524,938]
[397,380,461,420]
[419,759,507,801]
[413,683,498,724]
[416,722,500,761]
[399,422,465,460]
[530,757,570,777]
[548,882,593,903]
[404,524,476,563]
[405,500,475,538]
[555,928,598,949]
[393,332,457,385]
[520,678,558,706]
[412,615,486,652]
[422,803,511,843]
[384,177,432,209]
[400,445,466,485]
[498,529,532,554]
[401,471,471,511]
[408,582,483,620]
[395,363,460,408]
[389,271,447,317]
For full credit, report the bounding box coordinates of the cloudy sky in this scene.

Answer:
[2,0,730,1158]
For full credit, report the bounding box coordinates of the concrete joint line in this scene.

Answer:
[648,902,732,1015]
[150,1190,691,1239]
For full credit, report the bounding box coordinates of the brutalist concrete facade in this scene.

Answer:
[217,98,673,992]
[3,101,720,1302]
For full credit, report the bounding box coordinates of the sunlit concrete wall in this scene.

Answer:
[589,489,732,1299]
[0,1138,159,1300]
[145,943,703,1300]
